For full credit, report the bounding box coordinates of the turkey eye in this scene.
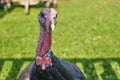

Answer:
[41,12,44,17]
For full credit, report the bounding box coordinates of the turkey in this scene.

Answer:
[18,8,85,80]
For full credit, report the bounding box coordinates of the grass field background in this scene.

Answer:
[0,0,120,80]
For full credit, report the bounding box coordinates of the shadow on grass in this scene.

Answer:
[0,58,119,80]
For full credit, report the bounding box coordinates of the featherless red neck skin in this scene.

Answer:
[36,8,57,70]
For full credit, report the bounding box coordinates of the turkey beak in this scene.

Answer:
[51,19,55,31]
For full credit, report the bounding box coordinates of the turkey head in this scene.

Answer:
[38,8,57,32]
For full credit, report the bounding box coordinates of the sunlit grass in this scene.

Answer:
[0,0,120,80]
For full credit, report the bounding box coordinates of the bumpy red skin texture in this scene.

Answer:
[36,27,52,57]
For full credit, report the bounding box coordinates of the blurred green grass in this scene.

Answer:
[0,0,120,80]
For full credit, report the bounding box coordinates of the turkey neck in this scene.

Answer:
[36,26,52,57]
